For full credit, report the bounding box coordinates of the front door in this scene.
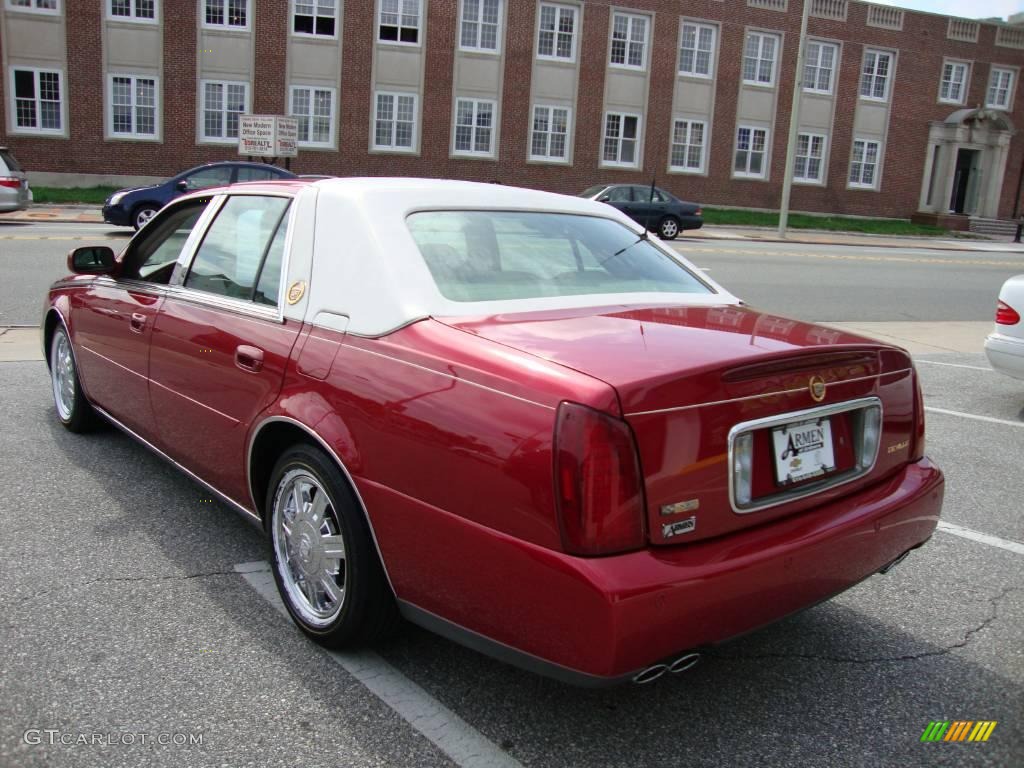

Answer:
[949,149,980,214]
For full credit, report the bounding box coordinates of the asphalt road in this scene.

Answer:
[1,220,1022,767]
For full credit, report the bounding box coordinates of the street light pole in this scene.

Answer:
[778,0,812,238]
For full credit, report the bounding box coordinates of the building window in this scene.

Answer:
[670,119,705,173]
[849,138,880,188]
[678,22,716,78]
[530,105,570,162]
[289,86,335,147]
[734,126,768,178]
[743,31,779,86]
[201,80,248,142]
[537,3,577,62]
[602,112,640,167]
[293,0,336,37]
[204,0,248,28]
[803,40,837,94]
[110,75,158,138]
[379,0,420,45]
[939,60,969,104]
[109,0,156,21]
[453,98,495,157]
[610,12,648,70]
[10,68,63,134]
[860,49,892,101]
[6,1,60,14]
[460,0,501,52]
[794,133,825,183]
[987,67,1015,110]
[374,91,417,151]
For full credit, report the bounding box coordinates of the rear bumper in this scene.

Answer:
[984,332,1024,379]
[369,458,943,684]
[679,214,704,230]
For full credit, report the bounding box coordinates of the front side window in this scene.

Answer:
[290,86,335,147]
[293,0,336,36]
[610,12,648,70]
[201,80,248,142]
[602,112,640,167]
[794,133,825,183]
[185,196,292,304]
[110,75,158,138]
[183,166,234,191]
[453,98,495,157]
[987,67,1015,110]
[408,211,712,303]
[123,201,209,284]
[530,104,570,162]
[374,91,417,151]
[803,40,837,94]
[204,0,248,28]
[109,0,156,21]
[849,139,880,188]
[743,31,778,86]
[6,1,60,13]
[734,126,768,178]
[939,61,968,104]
[860,49,892,101]
[379,0,420,44]
[11,68,63,134]
[670,119,705,173]
[537,3,577,61]
[679,21,715,78]
[460,0,501,52]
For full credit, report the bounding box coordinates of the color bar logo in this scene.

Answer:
[920,721,997,742]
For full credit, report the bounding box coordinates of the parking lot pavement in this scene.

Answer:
[1,352,1021,768]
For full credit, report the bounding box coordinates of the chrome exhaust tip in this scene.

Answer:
[632,664,668,684]
[668,652,701,674]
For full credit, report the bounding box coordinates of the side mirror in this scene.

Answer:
[68,246,116,275]
[598,195,611,203]
[176,180,189,192]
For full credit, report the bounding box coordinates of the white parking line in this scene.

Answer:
[937,522,1024,556]
[915,360,994,372]
[234,562,524,768]
[924,407,1024,428]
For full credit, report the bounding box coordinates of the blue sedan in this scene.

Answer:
[102,161,297,229]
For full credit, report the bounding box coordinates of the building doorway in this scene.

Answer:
[949,148,981,214]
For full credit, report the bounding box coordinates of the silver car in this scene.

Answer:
[0,147,31,213]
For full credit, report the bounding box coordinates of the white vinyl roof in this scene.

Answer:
[299,177,736,337]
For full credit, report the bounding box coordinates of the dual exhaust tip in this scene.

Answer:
[632,652,701,684]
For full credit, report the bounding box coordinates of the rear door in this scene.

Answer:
[147,192,302,504]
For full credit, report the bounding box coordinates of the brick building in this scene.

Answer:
[2,0,1023,221]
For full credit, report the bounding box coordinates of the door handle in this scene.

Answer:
[130,313,147,333]
[235,345,264,373]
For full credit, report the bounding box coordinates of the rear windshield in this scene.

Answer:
[407,211,712,303]
[0,150,21,173]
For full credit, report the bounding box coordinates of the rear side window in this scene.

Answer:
[236,167,281,183]
[0,150,22,173]
[185,195,291,306]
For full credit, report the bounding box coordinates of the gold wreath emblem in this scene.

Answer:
[286,281,306,305]
[809,375,827,403]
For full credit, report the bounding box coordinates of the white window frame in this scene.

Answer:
[8,66,65,136]
[372,90,418,153]
[669,118,707,174]
[733,125,769,179]
[860,48,893,102]
[107,73,160,140]
[678,20,716,79]
[292,0,338,39]
[609,11,649,71]
[938,59,969,105]
[200,79,249,144]
[601,111,641,169]
[452,97,496,158]
[529,104,571,163]
[378,0,421,46]
[793,132,826,185]
[459,0,502,54]
[986,66,1016,111]
[536,3,578,63]
[848,137,881,190]
[202,0,251,30]
[288,84,337,149]
[742,31,779,87]
[5,0,61,15]
[107,0,158,23]
[803,40,837,95]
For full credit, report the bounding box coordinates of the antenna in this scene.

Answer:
[642,175,656,240]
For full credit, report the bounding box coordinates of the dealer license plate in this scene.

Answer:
[771,417,836,485]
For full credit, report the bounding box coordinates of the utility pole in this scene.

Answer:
[778,0,812,238]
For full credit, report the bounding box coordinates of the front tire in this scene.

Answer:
[267,444,397,647]
[49,326,98,433]
[132,205,158,230]
[658,216,681,240]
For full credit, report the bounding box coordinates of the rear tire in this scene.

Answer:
[658,216,681,240]
[49,326,98,433]
[267,444,398,647]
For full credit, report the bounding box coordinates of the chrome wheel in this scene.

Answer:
[134,207,157,229]
[659,218,680,239]
[272,469,347,628]
[51,331,76,421]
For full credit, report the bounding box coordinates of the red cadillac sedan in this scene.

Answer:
[44,178,943,685]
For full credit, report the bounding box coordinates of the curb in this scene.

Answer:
[677,232,1024,254]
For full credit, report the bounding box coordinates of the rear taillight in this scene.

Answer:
[554,402,646,556]
[996,300,1020,326]
[910,369,926,461]
[695,208,703,217]
[0,177,20,189]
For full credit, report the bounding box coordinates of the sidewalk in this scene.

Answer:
[2,204,103,224]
